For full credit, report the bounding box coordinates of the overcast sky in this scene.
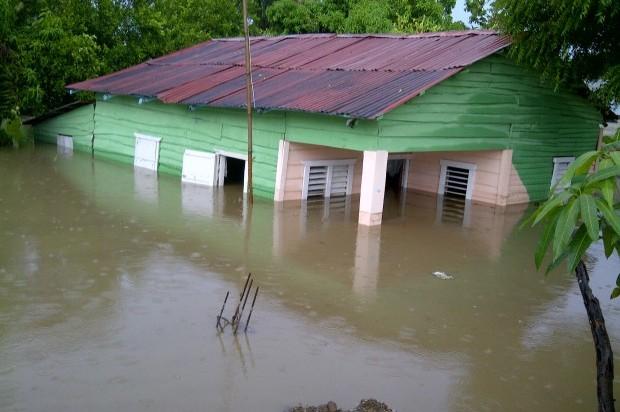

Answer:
[452,0,471,26]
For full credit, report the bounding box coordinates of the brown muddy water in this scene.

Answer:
[1,145,620,412]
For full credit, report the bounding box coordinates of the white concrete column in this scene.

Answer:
[273,139,290,202]
[358,150,388,226]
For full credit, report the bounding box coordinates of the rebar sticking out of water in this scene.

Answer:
[244,286,259,333]
[234,278,253,334]
[216,273,258,334]
[232,273,252,325]
[216,291,230,330]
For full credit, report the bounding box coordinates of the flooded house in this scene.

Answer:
[33,30,601,225]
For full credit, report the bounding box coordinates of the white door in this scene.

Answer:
[57,134,73,154]
[182,149,217,186]
[134,134,161,171]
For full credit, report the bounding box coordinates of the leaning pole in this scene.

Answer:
[242,0,253,205]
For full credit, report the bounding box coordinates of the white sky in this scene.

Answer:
[452,0,472,26]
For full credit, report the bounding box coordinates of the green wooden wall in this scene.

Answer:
[34,54,601,203]
[93,96,285,199]
[378,55,601,202]
[34,104,95,152]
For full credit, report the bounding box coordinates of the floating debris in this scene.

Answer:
[432,271,453,280]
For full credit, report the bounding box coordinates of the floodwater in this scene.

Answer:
[1,145,619,412]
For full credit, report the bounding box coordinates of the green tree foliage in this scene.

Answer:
[265,0,463,35]
[527,131,620,412]
[1,0,465,132]
[527,133,620,278]
[466,0,620,117]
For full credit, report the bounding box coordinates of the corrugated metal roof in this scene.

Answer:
[68,31,511,119]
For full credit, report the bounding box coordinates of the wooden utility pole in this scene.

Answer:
[242,0,254,204]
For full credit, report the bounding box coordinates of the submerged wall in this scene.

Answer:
[34,54,601,203]
[281,142,364,201]
[380,54,601,203]
[407,150,521,206]
[34,104,95,152]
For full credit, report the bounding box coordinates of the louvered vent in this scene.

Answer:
[330,164,350,197]
[307,165,328,198]
[439,160,475,200]
[303,160,355,200]
[443,166,471,198]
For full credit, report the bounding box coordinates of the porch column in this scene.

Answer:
[358,150,388,226]
[273,139,290,202]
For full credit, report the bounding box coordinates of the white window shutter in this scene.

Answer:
[306,165,328,198]
[551,157,575,192]
[302,159,356,199]
[182,149,217,186]
[57,134,73,153]
[329,164,350,197]
[134,134,161,171]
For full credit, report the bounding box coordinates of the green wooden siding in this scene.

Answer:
[34,54,601,203]
[379,55,601,202]
[33,104,95,152]
[94,96,284,199]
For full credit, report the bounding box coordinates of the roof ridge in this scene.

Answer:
[213,30,501,42]
[146,60,463,73]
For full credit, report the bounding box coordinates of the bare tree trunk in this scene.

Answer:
[576,260,615,412]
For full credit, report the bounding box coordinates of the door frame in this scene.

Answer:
[387,154,411,191]
[214,149,248,193]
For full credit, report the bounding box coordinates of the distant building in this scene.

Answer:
[33,31,601,225]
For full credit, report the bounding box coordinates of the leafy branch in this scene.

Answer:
[525,132,620,299]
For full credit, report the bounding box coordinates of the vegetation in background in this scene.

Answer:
[526,131,620,411]
[465,0,619,119]
[0,0,464,133]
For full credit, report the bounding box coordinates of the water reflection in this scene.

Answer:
[353,225,381,300]
[1,146,619,412]
[134,167,159,204]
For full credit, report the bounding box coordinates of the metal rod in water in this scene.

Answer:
[244,286,259,333]
[234,279,253,334]
[216,291,230,330]
[232,273,252,324]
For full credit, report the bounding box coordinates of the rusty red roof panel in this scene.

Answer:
[68,31,511,118]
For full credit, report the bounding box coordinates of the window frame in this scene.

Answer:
[301,159,356,200]
[551,156,575,191]
[438,159,477,200]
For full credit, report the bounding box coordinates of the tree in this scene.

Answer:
[266,0,463,35]
[526,132,620,412]
[466,0,620,118]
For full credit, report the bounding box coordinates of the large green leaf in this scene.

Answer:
[566,225,593,272]
[585,165,620,186]
[601,179,615,206]
[533,191,572,226]
[596,199,620,236]
[545,250,569,275]
[579,193,599,240]
[552,198,579,259]
[602,225,618,258]
[556,150,597,188]
[534,209,559,269]
[609,152,620,166]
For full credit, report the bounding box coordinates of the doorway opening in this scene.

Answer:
[385,158,409,193]
[216,152,248,192]
[220,156,246,185]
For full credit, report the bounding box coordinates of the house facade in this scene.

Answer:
[34,31,602,225]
